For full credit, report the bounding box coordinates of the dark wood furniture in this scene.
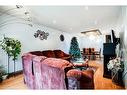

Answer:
[103,43,116,78]
[94,49,101,59]
[71,59,89,70]
[83,48,101,60]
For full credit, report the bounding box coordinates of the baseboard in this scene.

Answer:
[7,70,23,78]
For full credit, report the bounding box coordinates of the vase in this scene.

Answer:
[2,75,8,80]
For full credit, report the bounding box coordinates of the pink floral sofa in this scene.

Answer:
[22,52,72,89]
[22,50,94,89]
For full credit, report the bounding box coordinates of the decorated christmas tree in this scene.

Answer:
[69,37,82,61]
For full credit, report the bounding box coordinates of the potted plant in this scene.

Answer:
[0,36,21,75]
[107,57,122,70]
[0,65,7,83]
[107,57,124,84]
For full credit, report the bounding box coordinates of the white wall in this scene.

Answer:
[58,32,72,53]
[119,6,127,89]
[74,33,103,53]
[0,14,71,73]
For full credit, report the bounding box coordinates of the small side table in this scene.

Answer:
[72,59,89,71]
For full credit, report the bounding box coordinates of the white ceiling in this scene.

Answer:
[0,6,122,33]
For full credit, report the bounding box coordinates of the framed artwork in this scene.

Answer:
[34,30,49,40]
[60,34,64,41]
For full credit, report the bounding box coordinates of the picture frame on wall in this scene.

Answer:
[60,34,64,41]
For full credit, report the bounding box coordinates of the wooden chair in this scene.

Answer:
[83,48,95,60]
[91,48,95,54]
[94,48,101,59]
[83,48,88,59]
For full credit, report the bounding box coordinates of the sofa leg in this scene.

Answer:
[24,78,26,84]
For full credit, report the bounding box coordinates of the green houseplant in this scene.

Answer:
[0,36,21,75]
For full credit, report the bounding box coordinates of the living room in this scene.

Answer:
[0,4,127,91]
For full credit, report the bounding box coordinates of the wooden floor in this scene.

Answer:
[89,60,124,89]
[0,60,125,90]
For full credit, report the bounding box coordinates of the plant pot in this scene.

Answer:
[0,77,3,83]
[2,75,8,80]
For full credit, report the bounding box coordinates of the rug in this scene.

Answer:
[87,66,98,73]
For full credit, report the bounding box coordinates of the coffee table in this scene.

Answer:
[72,59,89,71]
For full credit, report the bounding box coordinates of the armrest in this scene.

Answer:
[64,64,73,73]
[67,69,94,82]
[81,69,94,81]
[62,56,71,62]
[66,69,82,79]
[63,53,70,57]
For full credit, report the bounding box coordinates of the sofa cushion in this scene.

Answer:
[66,69,82,79]
[33,56,47,63]
[67,69,94,89]
[22,53,37,89]
[32,56,47,89]
[42,50,55,58]
[53,50,65,58]
[41,62,66,89]
[42,58,70,69]
[30,51,43,56]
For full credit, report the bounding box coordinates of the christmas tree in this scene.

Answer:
[69,37,82,61]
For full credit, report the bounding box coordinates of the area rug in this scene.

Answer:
[87,66,98,73]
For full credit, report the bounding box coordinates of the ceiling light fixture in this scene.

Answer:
[0,5,33,28]
[26,17,32,21]
[81,29,102,35]
[89,35,95,40]
[16,5,23,9]
[53,20,56,24]
[24,11,29,15]
[94,20,97,25]
[69,28,73,30]
[28,24,33,27]
[84,6,89,10]
[0,5,23,17]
